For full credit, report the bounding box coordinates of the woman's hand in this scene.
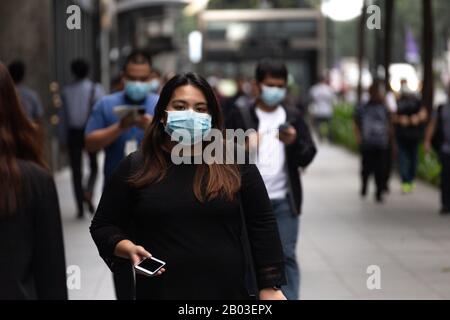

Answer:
[114,239,151,265]
[259,288,287,300]
[114,240,166,276]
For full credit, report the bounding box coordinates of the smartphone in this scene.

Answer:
[278,122,291,132]
[134,257,166,277]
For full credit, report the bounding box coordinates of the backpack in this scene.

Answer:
[432,104,447,152]
[361,103,389,148]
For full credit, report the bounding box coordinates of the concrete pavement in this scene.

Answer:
[300,143,450,299]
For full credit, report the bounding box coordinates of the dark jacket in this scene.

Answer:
[227,104,317,215]
[0,160,67,300]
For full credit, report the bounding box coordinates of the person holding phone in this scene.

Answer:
[85,50,159,184]
[227,59,317,300]
[90,73,287,300]
[85,50,159,300]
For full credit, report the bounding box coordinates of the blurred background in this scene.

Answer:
[1,0,450,300]
[1,0,449,170]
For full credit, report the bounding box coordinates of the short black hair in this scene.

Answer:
[123,50,152,72]
[255,59,288,83]
[8,60,25,83]
[71,59,90,79]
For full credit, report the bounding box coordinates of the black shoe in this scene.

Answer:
[361,184,367,197]
[375,192,384,203]
[440,208,450,215]
[84,192,95,214]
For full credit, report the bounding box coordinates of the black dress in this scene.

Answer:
[90,151,286,300]
[0,160,67,300]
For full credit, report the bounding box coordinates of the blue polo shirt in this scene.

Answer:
[85,91,158,181]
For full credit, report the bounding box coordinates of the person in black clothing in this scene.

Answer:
[393,79,428,194]
[222,76,253,124]
[354,82,392,203]
[0,63,67,300]
[226,59,317,300]
[90,73,287,300]
[61,59,104,218]
[424,85,450,214]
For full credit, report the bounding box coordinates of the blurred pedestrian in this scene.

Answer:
[90,73,287,300]
[354,83,392,203]
[8,60,44,126]
[382,84,398,193]
[149,68,162,94]
[309,75,337,142]
[85,50,158,300]
[227,59,317,300]
[85,50,158,183]
[223,76,253,126]
[0,63,67,300]
[424,85,450,214]
[61,59,104,219]
[393,79,428,194]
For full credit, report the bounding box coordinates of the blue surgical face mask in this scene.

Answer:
[125,81,151,102]
[260,84,287,108]
[148,79,161,93]
[164,110,212,145]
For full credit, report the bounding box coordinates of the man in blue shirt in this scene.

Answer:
[85,51,159,182]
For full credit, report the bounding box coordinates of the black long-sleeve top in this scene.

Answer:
[0,160,67,300]
[90,151,286,300]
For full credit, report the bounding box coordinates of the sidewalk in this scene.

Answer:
[300,143,450,299]
[55,154,115,300]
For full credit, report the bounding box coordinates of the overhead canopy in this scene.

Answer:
[115,0,189,13]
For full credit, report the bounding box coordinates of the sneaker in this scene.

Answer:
[401,183,412,194]
[84,191,95,215]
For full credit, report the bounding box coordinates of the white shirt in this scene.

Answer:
[309,83,336,118]
[255,106,288,200]
[385,91,398,113]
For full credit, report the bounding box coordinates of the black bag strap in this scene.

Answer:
[84,82,97,128]
[238,106,257,130]
[237,192,259,300]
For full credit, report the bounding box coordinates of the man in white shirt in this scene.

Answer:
[309,76,337,142]
[228,59,317,300]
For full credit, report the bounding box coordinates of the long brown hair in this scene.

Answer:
[130,73,241,202]
[0,63,46,216]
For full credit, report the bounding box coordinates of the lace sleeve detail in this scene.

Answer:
[256,263,286,290]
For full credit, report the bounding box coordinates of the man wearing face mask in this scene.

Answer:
[85,50,158,184]
[148,69,162,94]
[85,51,158,300]
[227,59,317,300]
